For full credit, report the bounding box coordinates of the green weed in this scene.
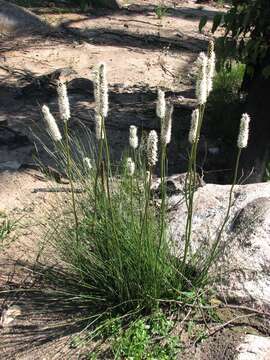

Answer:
[0,218,16,250]
[155,3,168,19]
[206,61,245,142]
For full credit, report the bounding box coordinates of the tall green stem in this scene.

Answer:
[64,121,79,243]
[182,105,205,271]
[154,144,167,284]
[140,168,152,247]
[200,149,242,278]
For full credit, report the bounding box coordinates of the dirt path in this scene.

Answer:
[0,0,221,179]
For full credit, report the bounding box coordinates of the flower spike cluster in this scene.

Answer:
[56,79,70,122]
[196,41,216,105]
[156,89,166,119]
[93,63,109,140]
[196,52,208,105]
[161,103,173,146]
[147,130,158,168]
[126,157,135,176]
[129,125,138,149]
[93,63,108,118]
[83,157,92,170]
[188,109,199,144]
[42,105,62,142]
[95,113,104,140]
[99,63,108,118]
[237,113,250,149]
[207,40,216,95]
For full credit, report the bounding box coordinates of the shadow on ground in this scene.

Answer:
[0,260,103,358]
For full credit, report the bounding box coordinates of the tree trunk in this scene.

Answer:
[90,0,121,10]
[241,53,270,183]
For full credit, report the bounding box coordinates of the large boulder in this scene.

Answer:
[196,333,270,360]
[162,175,270,307]
[0,1,53,35]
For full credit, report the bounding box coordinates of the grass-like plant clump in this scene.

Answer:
[0,217,16,251]
[34,40,251,357]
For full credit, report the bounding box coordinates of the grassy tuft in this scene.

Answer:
[31,43,248,356]
[0,217,16,251]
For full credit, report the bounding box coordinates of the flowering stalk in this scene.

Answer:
[95,113,104,141]
[161,104,173,146]
[99,63,109,118]
[42,105,62,142]
[93,63,121,275]
[188,109,199,145]
[147,130,158,169]
[93,63,109,119]
[156,89,166,119]
[93,63,110,206]
[42,99,78,242]
[196,52,208,105]
[182,50,214,271]
[63,120,79,243]
[126,157,135,227]
[206,40,216,96]
[200,113,251,280]
[129,125,138,150]
[56,80,70,122]
[182,47,219,276]
[155,104,174,288]
[237,113,250,149]
[182,104,205,271]
[126,157,135,177]
[140,131,158,251]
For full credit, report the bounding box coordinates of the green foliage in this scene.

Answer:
[68,309,182,358]
[111,311,181,359]
[49,156,179,312]
[213,61,245,100]
[113,319,150,358]
[206,61,245,141]
[0,218,16,250]
[155,3,168,19]
[199,0,270,77]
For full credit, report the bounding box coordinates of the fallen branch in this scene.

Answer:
[206,313,257,338]
[32,188,84,194]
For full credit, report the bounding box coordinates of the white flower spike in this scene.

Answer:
[196,52,208,105]
[56,80,70,122]
[161,103,173,146]
[42,105,62,142]
[93,68,101,114]
[129,125,138,149]
[237,113,250,149]
[126,157,135,176]
[95,113,104,140]
[188,109,200,144]
[83,157,92,170]
[156,89,166,119]
[147,130,158,168]
[99,63,109,118]
[93,63,109,118]
[207,40,216,95]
